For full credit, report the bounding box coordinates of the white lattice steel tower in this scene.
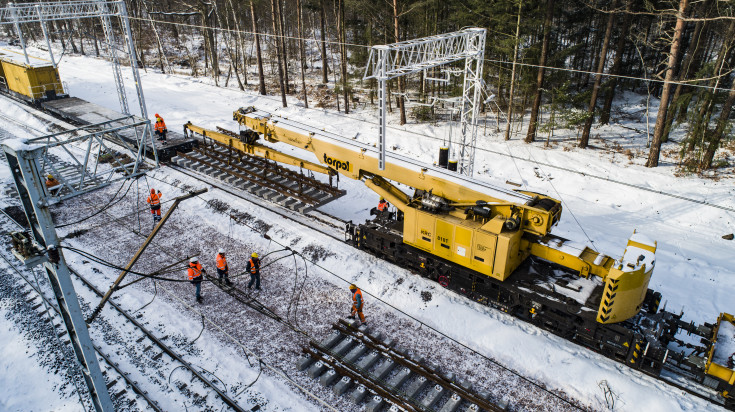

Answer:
[364,28,486,176]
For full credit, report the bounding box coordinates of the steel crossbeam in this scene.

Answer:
[0,1,122,24]
[364,28,486,176]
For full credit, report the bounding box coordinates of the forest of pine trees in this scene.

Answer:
[2,0,734,172]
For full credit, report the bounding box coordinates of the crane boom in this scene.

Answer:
[231,106,656,324]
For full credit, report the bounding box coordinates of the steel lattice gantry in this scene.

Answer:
[0,1,149,120]
[364,28,486,176]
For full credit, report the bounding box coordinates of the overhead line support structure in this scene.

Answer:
[0,1,152,124]
[364,28,486,176]
[2,142,114,412]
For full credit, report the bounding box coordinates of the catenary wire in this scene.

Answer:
[126,15,735,93]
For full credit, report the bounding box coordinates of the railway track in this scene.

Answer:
[0,208,249,412]
[301,320,508,412]
[2,96,727,410]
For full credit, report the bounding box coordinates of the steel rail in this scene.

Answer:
[0,213,161,411]
[334,320,505,412]
[0,208,246,412]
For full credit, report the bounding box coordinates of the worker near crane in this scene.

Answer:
[146,188,163,227]
[216,248,232,286]
[347,284,366,324]
[154,113,167,144]
[378,198,389,213]
[246,252,261,290]
[188,257,205,303]
[45,174,59,189]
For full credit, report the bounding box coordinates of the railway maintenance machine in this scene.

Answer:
[183,106,735,409]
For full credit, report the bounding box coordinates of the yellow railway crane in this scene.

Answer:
[186,106,658,327]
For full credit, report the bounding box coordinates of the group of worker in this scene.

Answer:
[186,250,262,303]
[143,145,372,319]
[185,249,365,323]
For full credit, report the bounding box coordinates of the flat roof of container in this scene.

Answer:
[0,48,55,68]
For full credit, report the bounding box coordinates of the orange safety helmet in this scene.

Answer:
[155,113,160,118]
[150,188,155,194]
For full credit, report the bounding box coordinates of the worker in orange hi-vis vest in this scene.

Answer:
[154,113,167,144]
[246,252,261,290]
[45,174,60,193]
[146,188,163,228]
[187,257,206,303]
[347,284,366,325]
[216,248,232,286]
[377,198,389,213]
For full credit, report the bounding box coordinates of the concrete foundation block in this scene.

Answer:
[438,393,462,412]
[333,376,352,396]
[365,395,386,412]
[307,361,328,379]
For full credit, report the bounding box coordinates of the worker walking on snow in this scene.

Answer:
[146,188,163,228]
[188,257,205,303]
[246,252,261,290]
[154,113,167,144]
[347,284,366,325]
[216,248,232,286]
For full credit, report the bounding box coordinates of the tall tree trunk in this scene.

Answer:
[662,0,712,137]
[276,0,290,94]
[270,0,287,106]
[701,64,735,170]
[600,0,633,125]
[319,0,329,84]
[579,0,618,149]
[296,0,308,107]
[250,1,267,95]
[525,0,554,143]
[338,0,349,114]
[227,0,247,86]
[687,21,735,153]
[647,0,689,168]
[393,0,406,125]
[504,0,522,141]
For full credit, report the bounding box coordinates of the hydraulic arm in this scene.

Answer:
[230,106,656,324]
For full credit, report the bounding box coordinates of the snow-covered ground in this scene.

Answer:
[1,45,734,411]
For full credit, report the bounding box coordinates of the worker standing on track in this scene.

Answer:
[188,257,205,303]
[246,252,261,290]
[216,248,232,286]
[154,113,167,144]
[347,284,366,325]
[146,188,163,228]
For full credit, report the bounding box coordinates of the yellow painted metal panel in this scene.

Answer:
[0,59,63,99]
[403,209,417,244]
[415,212,435,252]
[453,226,472,267]
[1,61,32,97]
[705,313,735,386]
[434,219,454,260]
[472,231,496,273]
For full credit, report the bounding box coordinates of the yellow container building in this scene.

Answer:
[0,49,65,101]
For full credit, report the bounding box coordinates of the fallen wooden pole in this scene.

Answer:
[86,188,207,323]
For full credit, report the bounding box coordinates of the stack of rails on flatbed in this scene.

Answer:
[299,320,509,412]
[41,97,197,162]
[171,139,346,214]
